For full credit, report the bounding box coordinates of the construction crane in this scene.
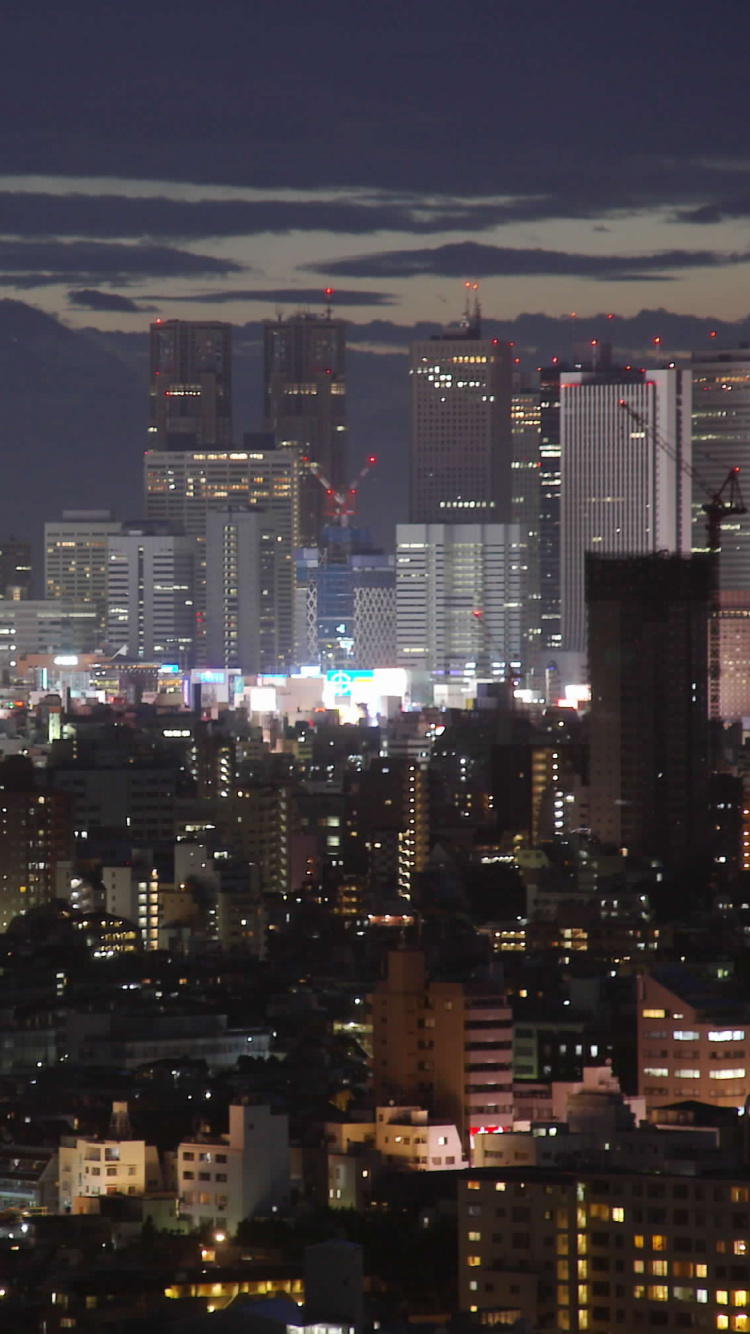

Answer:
[618,398,747,719]
[471,608,517,692]
[302,455,377,527]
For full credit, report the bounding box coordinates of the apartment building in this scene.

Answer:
[459,1167,750,1330]
[59,1103,162,1212]
[177,1102,290,1234]
[637,969,750,1110]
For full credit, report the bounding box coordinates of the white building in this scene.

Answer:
[105,523,196,663]
[691,347,750,588]
[374,1105,466,1170]
[59,1103,162,1212]
[560,368,692,652]
[396,522,523,675]
[177,1102,290,1234]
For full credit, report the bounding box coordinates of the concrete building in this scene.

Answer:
[396,523,523,675]
[0,1144,58,1213]
[511,372,542,669]
[347,757,429,899]
[370,950,513,1144]
[587,552,712,869]
[458,1166,750,1329]
[409,306,513,523]
[105,523,197,664]
[294,529,396,670]
[560,368,692,652]
[45,511,122,629]
[149,319,232,450]
[718,590,750,720]
[637,967,750,1111]
[0,536,31,600]
[264,311,347,545]
[205,507,291,673]
[0,600,99,676]
[59,1103,162,1212]
[374,1105,466,1170]
[50,766,177,844]
[691,346,750,587]
[0,756,73,932]
[177,1102,290,1234]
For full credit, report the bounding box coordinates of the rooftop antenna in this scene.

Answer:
[461,281,481,335]
[324,287,335,320]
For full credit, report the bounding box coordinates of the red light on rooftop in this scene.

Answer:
[653,337,662,345]
[590,339,598,346]
[368,455,377,463]
[492,338,499,344]
[710,330,718,337]
[514,357,520,364]
[552,356,559,364]
[570,311,577,318]
[472,609,484,618]
[607,313,615,319]
[324,288,334,297]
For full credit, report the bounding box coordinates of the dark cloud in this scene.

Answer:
[68,289,152,313]
[678,198,750,225]
[306,241,750,281]
[0,240,242,281]
[153,287,397,307]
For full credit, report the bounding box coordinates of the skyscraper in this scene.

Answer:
[0,538,31,600]
[587,551,712,869]
[511,371,542,668]
[409,307,513,523]
[105,523,197,663]
[560,368,692,653]
[691,346,750,586]
[396,522,523,675]
[263,312,347,545]
[45,510,122,631]
[205,507,291,673]
[149,319,232,450]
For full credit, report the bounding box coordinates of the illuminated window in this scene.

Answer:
[634,1235,645,1249]
[577,1260,588,1279]
[650,1260,669,1277]
[468,1232,481,1242]
[557,1286,570,1306]
[718,1292,730,1306]
[633,1285,646,1299]
[644,1067,669,1078]
[737,1243,749,1256]
[733,1316,750,1332]
[467,1256,481,1267]
[652,1236,668,1251]
[643,1009,667,1018]
[648,1286,668,1301]
[612,1207,626,1222]
[732,1189,750,1204]
[557,1262,569,1280]
[718,1318,730,1331]
[578,1310,589,1329]
[495,1182,506,1192]
[590,1204,610,1220]
[733,1293,750,1307]
[467,1181,481,1191]
[634,1260,645,1274]
[673,1031,700,1041]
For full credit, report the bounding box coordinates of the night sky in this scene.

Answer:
[4,0,750,333]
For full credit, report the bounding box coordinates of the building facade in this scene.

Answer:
[177,1102,290,1234]
[105,523,197,663]
[205,507,292,673]
[149,319,232,450]
[560,368,692,653]
[396,523,523,675]
[45,510,122,630]
[691,347,750,588]
[409,311,513,524]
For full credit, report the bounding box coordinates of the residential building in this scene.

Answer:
[105,522,197,664]
[396,522,523,675]
[718,590,750,720]
[409,305,513,523]
[347,757,429,899]
[149,318,232,449]
[374,1105,467,1170]
[45,510,122,629]
[560,367,692,652]
[370,950,513,1143]
[59,1103,163,1212]
[0,756,73,931]
[637,967,750,1110]
[264,311,347,545]
[691,346,750,587]
[587,552,712,868]
[177,1102,290,1234]
[0,1144,58,1213]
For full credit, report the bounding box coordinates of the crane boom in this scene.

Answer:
[302,455,377,527]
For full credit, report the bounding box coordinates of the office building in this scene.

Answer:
[561,367,692,652]
[718,590,750,719]
[396,523,523,675]
[511,371,542,666]
[0,537,31,600]
[409,306,513,523]
[0,599,99,676]
[205,506,291,673]
[105,523,197,663]
[264,312,347,544]
[45,510,122,629]
[638,968,750,1110]
[294,528,396,668]
[458,1167,750,1330]
[691,346,750,586]
[177,1102,290,1234]
[371,950,513,1143]
[587,552,712,868]
[149,318,232,450]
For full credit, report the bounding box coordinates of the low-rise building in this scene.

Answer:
[177,1102,290,1235]
[59,1103,162,1212]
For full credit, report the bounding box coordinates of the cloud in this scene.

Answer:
[152,286,397,307]
[305,240,750,281]
[678,198,750,225]
[67,289,153,313]
[0,240,242,281]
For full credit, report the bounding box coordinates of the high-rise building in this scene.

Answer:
[0,756,73,933]
[409,307,513,524]
[587,552,712,869]
[396,523,523,675]
[149,319,232,450]
[691,346,750,587]
[144,444,300,662]
[205,507,291,673]
[717,590,750,720]
[0,537,31,600]
[105,522,197,663]
[511,372,542,668]
[561,368,692,653]
[45,510,122,631]
[264,312,347,544]
[294,527,396,669]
